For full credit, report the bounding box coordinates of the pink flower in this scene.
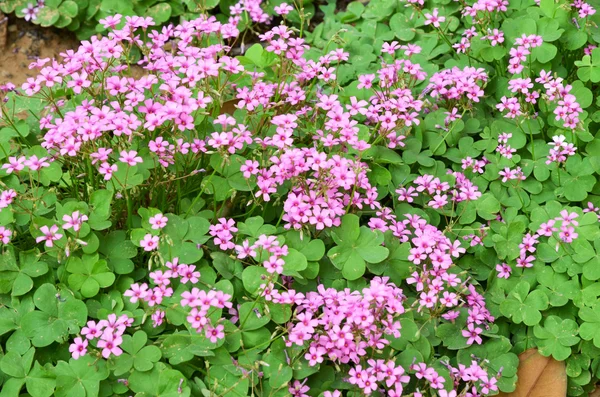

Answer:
[424,8,445,28]
[24,155,50,171]
[240,160,260,178]
[264,255,284,274]
[98,162,117,180]
[119,150,143,166]
[99,14,122,29]
[205,324,225,343]
[140,234,159,251]
[274,3,293,15]
[124,283,149,303]
[178,264,200,284]
[62,211,88,232]
[496,263,512,279]
[462,323,483,345]
[0,226,12,244]
[97,334,123,358]
[149,213,168,229]
[36,225,63,247]
[2,156,25,174]
[69,337,88,360]
[357,74,375,89]
[152,310,165,327]
[81,321,101,340]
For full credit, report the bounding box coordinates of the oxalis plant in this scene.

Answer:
[0,0,599,394]
[0,0,314,40]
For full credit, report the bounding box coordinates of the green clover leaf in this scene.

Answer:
[0,248,48,297]
[327,214,389,280]
[128,362,191,397]
[66,254,115,298]
[578,304,600,348]
[0,347,55,397]
[113,331,162,375]
[499,281,548,326]
[21,284,87,347]
[533,315,580,361]
[575,48,600,82]
[54,356,109,397]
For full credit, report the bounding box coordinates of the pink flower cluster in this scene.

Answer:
[498,166,526,183]
[230,0,268,25]
[463,0,508,16]
[497,68,583,130]
[209,218,238,250]
[427,67,488,103]
[396,171,482,210]
[182,287,231,342]
[496,132,516,159]
[546,135,576,165]
[124,257,231,337]
[461,156,488,174]
[507,34,543,75]
[536,71,583,130]
[281,277,404,361]
[244,149,378,230]
[571,0,596,17]
[70,313,133,359]
[348,359,411,395]
[506,210,580,272]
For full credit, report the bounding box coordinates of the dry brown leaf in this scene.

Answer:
[589,386,600,397]
[220,99,240,115]
[498,348,566,397]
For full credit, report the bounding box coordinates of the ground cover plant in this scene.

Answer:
[0,0,312,40]
[1,0,600,395]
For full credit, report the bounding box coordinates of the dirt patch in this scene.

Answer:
[0,14,80,87]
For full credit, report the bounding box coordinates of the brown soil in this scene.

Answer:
[0,14,80,87]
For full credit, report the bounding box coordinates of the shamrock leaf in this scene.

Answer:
[499,281,548,326]
[491,220,527,260]
[0,347,55,397]
[281,248,308,277]
[88,189,113,230]
[536,267,580,307]
[553,156,596,201]
[99,231,137,275]
[128,362,191,397]
[575,48,600,82]
[475,193,501,220]
[54,356,109,397]
[113,331,162,375]
[533,315,580,361]
[327,214,389,280]
[578,304,600,348]
[237,216,276,238]
[0,248,48,296]
[21,284,87,347]
[67,254,115,298]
